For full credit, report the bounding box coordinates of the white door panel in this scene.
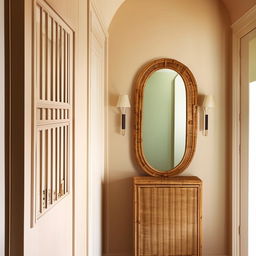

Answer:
[25,198,73,255]
[25,1,74,255]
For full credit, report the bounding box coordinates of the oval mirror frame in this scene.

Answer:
[134,58,198,177]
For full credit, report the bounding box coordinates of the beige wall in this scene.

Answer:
[106,0,231,256]
[24,0,88,255]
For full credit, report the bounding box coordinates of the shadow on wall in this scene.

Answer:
[104,177,134,253]
[109,92,121,134]
[105,87,145,254]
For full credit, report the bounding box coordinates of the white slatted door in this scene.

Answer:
[88,7,106,256]
[27,1,74,255]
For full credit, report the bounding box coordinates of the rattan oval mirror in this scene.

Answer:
[134,58,198,177]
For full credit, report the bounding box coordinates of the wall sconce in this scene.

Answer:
[116,95,131,136]
[202,95,215,136]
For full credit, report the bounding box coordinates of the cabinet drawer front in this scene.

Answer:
[135,186,200,256]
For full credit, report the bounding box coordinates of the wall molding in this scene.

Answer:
[103,254,133,256]
[0,0,4,254]
[88,2,106,256]
[103,254,228,256]
[5,0,25,254]
[232,4,256,256]
[90,0,108,37]
[232,5,256,35]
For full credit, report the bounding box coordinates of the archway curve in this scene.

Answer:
[92,0,126,30]
[93,0,230,30]
[93,0,256,30]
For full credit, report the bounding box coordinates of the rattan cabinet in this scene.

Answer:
[134,176,202,256]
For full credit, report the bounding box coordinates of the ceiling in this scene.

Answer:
[222,0,256,23]
[93,0,125,30]
[93,0,256,30]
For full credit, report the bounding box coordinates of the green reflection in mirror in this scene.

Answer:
[142,69,186,171]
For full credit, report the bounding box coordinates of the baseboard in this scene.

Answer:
[104,254,228,256]
[103,254,131,256]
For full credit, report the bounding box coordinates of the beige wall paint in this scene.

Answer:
[24,0,88,255]
[106,0,231,256]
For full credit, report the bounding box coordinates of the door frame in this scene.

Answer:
[232,5,256,256]
[5,0,25,255]
[87,2,107,256]
[0,0,5,254]
[4,0,25,255]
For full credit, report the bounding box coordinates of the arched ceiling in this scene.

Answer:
[222,0,256,23]
[93,0,256,30]
[93,0,125,30]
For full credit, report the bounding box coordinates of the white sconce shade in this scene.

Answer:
[202,95,215,109]
[116,95,131,108]
[116,95,131,136]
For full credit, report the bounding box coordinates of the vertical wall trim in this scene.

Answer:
[232,30,241,256]
[73,0,88,255]
[90,0,108,36]
[88,2,107,256]
[0,0,4,254]
[104,33,110,255]
[232,4,256,256]
[5,0,25,255]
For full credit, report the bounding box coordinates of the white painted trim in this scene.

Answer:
[104,34,110,255]
[87,7,92,256]
[232,5,256,35]
[90,0,108,37]
[232,30,241,256]
[232,4,256,256]
[88,2,106,256]
[72,1,88,255]
[0,0,4,254]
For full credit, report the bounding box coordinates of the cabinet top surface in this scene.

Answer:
[134,176,202,185]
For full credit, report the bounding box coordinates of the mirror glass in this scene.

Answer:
[142,69,186,171]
